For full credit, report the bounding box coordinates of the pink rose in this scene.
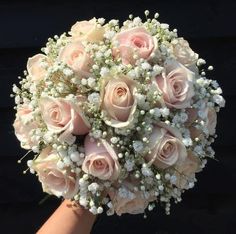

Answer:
[82,136,120,180]
[145,123,187,169]
[27,54,48,82]
[108,180,155,216]
[59,41,92,77]
[113,27,156,65]
[69,18,105,43]
[32,147,79,199]
[186,106,217,137]
[205,107,217,135]
[185,108,198,126]
[173,151,201,189]
[155,59,195,109]
[101,75,137,128]
[185,108,202,139]
[13,105,38,149]
[172,38,199,67]
[39,96,90,143]
[189,126,202,139]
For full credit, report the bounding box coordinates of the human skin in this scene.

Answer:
[37,199,97,234]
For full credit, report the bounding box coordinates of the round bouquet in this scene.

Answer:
[12,11,225,216]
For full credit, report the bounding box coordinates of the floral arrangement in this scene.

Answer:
[12,11,225,216]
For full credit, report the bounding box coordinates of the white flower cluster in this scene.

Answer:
[12,11,225,217]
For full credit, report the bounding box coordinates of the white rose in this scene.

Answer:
[172,38,199,67]
[69,18,105,43]
[27,54,48,82]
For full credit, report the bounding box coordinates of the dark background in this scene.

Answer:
[1,0,236,233]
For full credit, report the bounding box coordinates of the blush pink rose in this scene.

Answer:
[173,151,201,189]
[205,107,217,135]
[39,96,90,142]
[145,123,187,169]
[27,54,48,82]
[59,41,92,77]
[155,59,195,109]
[185,108,202,139]
[13,105,38,149]
[32,147,79,199]
[69,18,105,43]
[185,106,217,137]
[172,38,199,67]
[101,75,137,128]
[113,27,156,65]
[108,180,155,216]
[189,126,202,140]
[82,136,120,181]
[185,108,198,126]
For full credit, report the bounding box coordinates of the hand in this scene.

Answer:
[37,199,97,234]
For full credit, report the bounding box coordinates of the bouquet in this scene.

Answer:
[12,11,225,216]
